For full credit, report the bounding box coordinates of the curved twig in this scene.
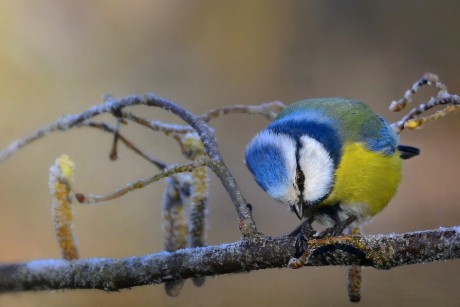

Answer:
[390,73,460,133]
[79,121,167,170]
[122,112,192,135]
[75,159,209,204]
[200,101,285,122]
[0,93,259,236]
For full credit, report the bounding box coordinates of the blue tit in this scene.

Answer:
[245,98,418,228]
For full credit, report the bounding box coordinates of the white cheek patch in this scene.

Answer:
[247,130,298,203]
[298,136,335,203]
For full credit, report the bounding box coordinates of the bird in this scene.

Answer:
[245,98,418,232]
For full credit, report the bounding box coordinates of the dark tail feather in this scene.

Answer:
[398,145,420,160]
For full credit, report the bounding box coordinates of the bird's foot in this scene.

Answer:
[288,217,316,239]
[288,218,316,263]
[317,215,357,239]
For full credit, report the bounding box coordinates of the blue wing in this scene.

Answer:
[360,115,399,156]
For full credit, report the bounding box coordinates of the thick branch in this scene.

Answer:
[0,227,458,293]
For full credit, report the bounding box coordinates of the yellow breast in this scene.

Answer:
[320,142,401,218]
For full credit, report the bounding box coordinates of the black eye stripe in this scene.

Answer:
[295,168,305,192]
[295,139,305,199]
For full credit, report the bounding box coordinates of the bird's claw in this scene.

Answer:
[317,215,357,239]
[288,217,316,238]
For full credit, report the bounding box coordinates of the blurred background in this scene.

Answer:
[0,1,459,306]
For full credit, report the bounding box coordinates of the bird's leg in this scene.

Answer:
[287,215,359,269]
[288,217,316,263]
[317,215,357,239]
[288,217,316,238]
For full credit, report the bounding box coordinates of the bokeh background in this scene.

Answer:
[0,1,459,306]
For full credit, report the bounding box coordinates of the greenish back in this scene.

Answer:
[276,98,399,155]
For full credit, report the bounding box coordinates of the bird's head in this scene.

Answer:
[245,119,340,219]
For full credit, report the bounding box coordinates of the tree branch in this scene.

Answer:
[0,227,458,293]
[390,73,460,133]
[0,93,258,237]
[79,121,168,169]
[0,76,458,300]
[75,159,209,204]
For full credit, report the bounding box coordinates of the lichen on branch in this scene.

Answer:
[0,227,458,293]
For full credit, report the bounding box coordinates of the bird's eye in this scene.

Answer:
[295,170,305,190]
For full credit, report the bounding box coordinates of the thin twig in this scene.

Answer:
[200,101,285,122]
[75,158,210,204]
[122,101,286,135]
[0,227,458,293]
[390,73,460,133]
[79,121,167,170]
[389,73,437,112]
[115,93,260,237]
[122,112,192,135]
[0,96,286,236]
[0,94,259,236]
